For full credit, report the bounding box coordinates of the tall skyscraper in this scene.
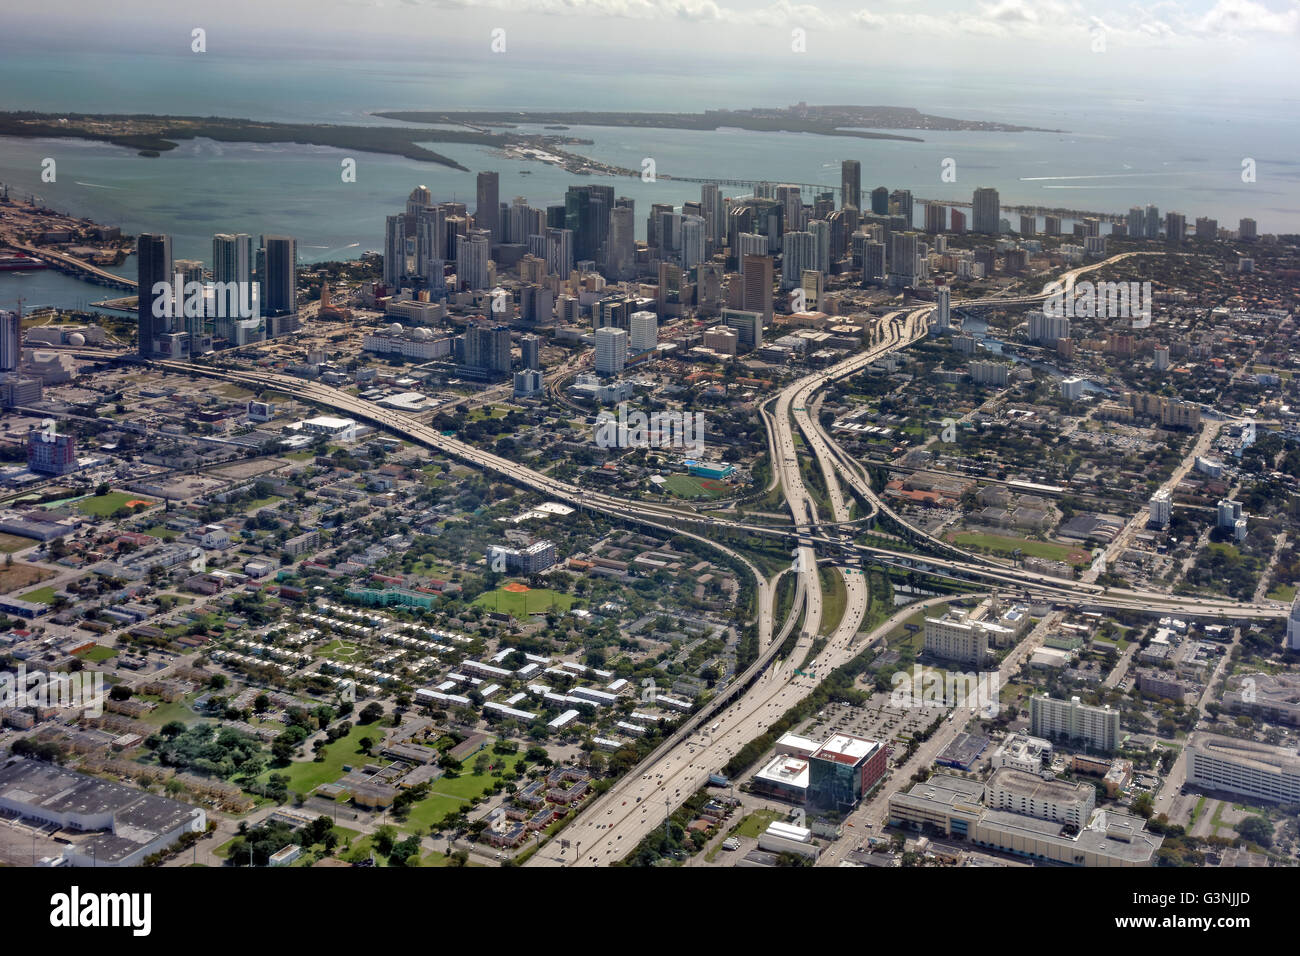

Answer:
[841,160,861,211]
[781,231,815,290]
[476,171,500,244]
[776,184,803,233]
[972,187,1000,235]
[629,311,658,353]
[890,189,914,227]
[863,241,886,285]
[924,202,947,234]
[870,186,889,216]
[594,326,627,376]
[565,184,613,264]
[545,227,574,278]
[1165,212,1186,242]
[0,310,20,372]
[741,254,774,322]
[464,323,512,375]
[137,233,172,357]
[890,232,919,286]
[736,233,767,272]
[722,308,763,350]
[520,333,540,371]
[261,236,297,336]
[456,229,492,291]
[931,286,950,335]
[700,183,724,251]
[608,203,636,280]
[809,219,830,274]
[681,216,706,270]
[1239,218,1257,240]
[1143,204,1161,239]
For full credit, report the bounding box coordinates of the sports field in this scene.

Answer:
[473,584,574,617]
[662,473,729,499]
[950,532,1089,566]
[74,492,155,516]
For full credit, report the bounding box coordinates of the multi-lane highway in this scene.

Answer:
[54,249,1288,865]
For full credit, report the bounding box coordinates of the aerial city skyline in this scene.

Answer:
[0,0,1294,934]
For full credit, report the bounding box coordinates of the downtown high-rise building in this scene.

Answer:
[741,254,774,322]
[972,187,1000,235]
[545,227,574,278]
[808,219,830,274]
[700,183,725,251]
[1165,212,1186,242]
[1143,204,1161,239]
[137,232,173,357]
[889,231,919,286]
[261,235,298,336]
[476,171,500,244]
[681,215,707,270]
[594,326,628,376]
[870,186,889,216]
[456,229,492,291]
[736,233,768,272]
[520,333,540,371]
[776,184,803,233]
[607,203,636,280]
[782,231,816,290]
[212,233,253,286]
[841,160,861,211]
[565,184,613,264]
[0,310,19,372]
[889,189,913,227]
[863,240,886,285]
[924,202,947,234]
[629,310,658,353]
[723,308,763,350]
[211,232,261,345]
[1239,218,1257,240]
[464,323,512,376]
[384,214,408,288]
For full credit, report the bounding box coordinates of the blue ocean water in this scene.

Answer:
[1,49,1297,310]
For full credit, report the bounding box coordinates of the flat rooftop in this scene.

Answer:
[1189,732,1300,774]
[0,758,200,864]
[812,732,879,766]
[989,767,1092,804]
[755,754,810,789]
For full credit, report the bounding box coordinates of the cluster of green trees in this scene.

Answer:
[145,722,264,779]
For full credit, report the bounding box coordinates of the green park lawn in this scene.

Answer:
[19,585,58,604]
[76,644,118,663]
[261,721,391,797]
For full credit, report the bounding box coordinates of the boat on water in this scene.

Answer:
[0,253,48,271]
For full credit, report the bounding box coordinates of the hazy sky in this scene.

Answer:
[5,0,1298,100]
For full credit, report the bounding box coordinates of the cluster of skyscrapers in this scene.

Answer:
[136,231,298,358]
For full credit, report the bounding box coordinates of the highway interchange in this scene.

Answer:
[60,250,1290,865]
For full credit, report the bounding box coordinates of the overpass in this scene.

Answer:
[2,240,136,292]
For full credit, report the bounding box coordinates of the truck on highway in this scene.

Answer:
[708,774,730,788]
